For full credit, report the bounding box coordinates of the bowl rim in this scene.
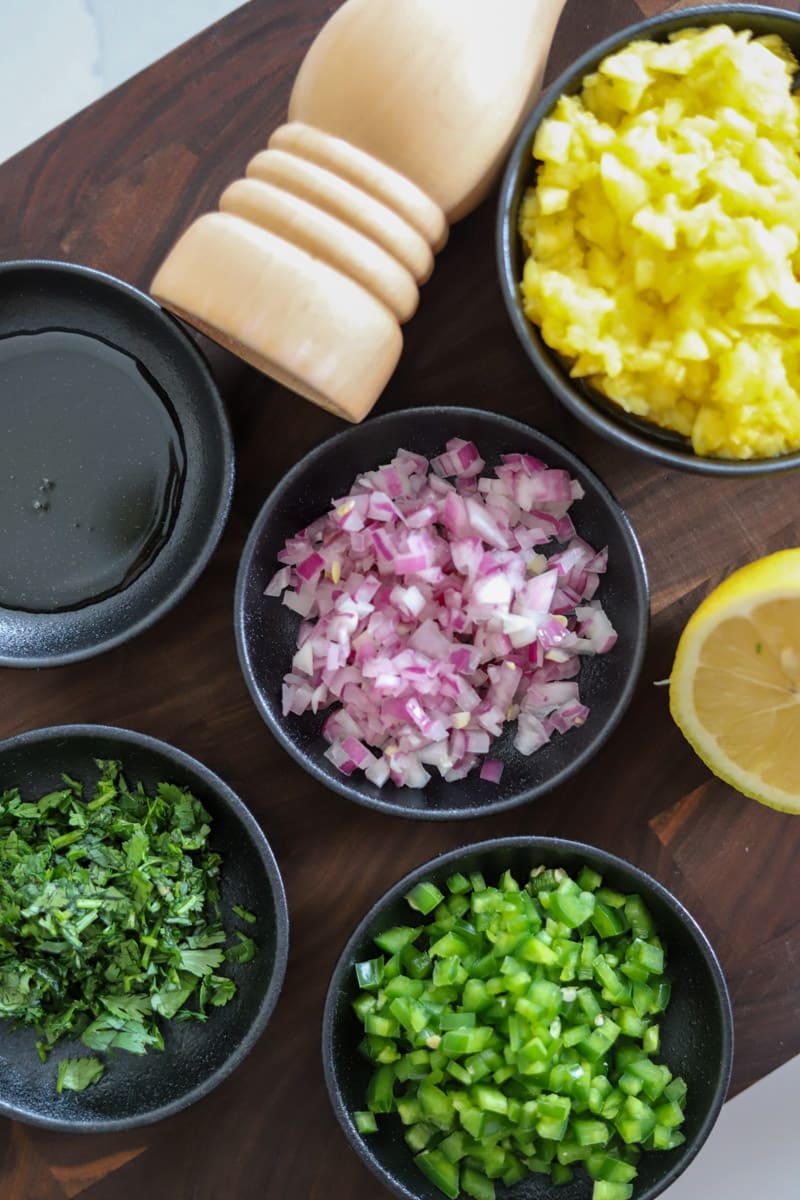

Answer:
[496,4,800,477]
[233,405,650,820]
[0,258,236,669]
[322,834,735,1200]
[0,722,290,1132]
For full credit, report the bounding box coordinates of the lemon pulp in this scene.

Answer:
[669,550,800,812]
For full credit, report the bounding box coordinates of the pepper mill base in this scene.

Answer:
[150,0,567,420]
[151,124,446,422]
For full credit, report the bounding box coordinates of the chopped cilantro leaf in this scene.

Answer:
[81,1014,164,1055]
[226,932,257,965]
[0,760,259,1091]
[100,993,153,1021]
[56,1057,105,1093]
[179,947,225,977]
[151,976,197,1020]
[208,976,237,1007]
[232,905,257,925]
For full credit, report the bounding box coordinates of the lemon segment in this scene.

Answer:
[669,549,800,812]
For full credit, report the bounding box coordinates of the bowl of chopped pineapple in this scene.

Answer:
[498,5,800,475]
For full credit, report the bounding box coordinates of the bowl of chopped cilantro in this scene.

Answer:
[0,724,289,1131]
[323,837,732,1200]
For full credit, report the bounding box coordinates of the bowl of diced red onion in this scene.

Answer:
[234,407,648,818]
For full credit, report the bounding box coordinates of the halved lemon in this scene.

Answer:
[669,548,800,813]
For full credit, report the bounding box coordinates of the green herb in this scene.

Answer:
[352,867,687,1200]
[232,905,257,924]
[226,932,257,964]
[0,760,257,1091]
[56,1056,106,1093]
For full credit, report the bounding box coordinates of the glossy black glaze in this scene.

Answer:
[234,407,648,820]
[0,261,234,666]
[0,725,289,1132]
[497,5,800,477]
[322,837,734,1200]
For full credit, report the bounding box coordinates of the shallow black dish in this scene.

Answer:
[497,5,800,476]
[0,260,234,666]
[235,406,648,819]
[0,724,289,1132]
[323,836,734,1200]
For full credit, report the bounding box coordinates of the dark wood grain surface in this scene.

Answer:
[2,0,800,1196]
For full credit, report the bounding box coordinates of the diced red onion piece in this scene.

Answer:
[265,566,291,597]
[480,758,504,784]
[267,441,617,788]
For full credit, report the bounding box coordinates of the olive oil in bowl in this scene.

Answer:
[0,328,186,613]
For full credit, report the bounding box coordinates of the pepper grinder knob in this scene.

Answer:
[151,0,566,421]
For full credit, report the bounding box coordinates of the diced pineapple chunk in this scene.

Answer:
[533,119,573,163]
[631,206,676,250]
[518,22,800,459]
[599,153,649,218]
[537,186,570,215]
[673,330,709,361]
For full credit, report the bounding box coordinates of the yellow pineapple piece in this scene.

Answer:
[520,23,800,458]
[599,153,649,219]
[533,119,573,164]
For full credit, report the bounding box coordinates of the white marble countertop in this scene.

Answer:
[0,0,241,164]
[0,1,797,1195]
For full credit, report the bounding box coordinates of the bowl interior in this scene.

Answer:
[498,5,800,476]
[323,838,733,1200]
[0,726,288,1131]
[0,261,234,666]
[235,407,648,819]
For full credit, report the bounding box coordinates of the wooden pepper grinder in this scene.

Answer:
[151,0,566,421]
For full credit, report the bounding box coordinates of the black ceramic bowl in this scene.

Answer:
[323,836,733,1200]
[0,725,289,1131]
[234,406,648,820]
[497,5,800,477]
[0,260,234,666]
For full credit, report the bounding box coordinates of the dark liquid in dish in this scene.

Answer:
[0,329,186,613]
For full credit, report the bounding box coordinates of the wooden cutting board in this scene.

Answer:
[1,1,799,1197]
